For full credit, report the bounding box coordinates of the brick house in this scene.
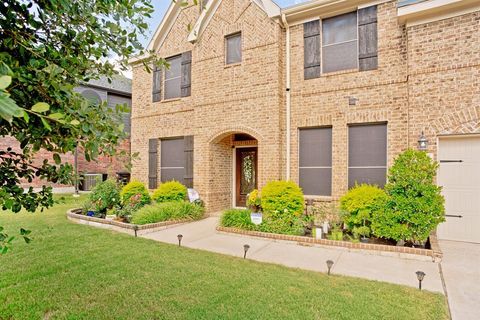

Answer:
[1,76,132,190]
[130,0,480,243]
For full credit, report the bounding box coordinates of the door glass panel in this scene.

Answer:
[240,151,256,195]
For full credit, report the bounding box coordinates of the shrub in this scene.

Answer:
[246,189,261,212]
[261,181,304,216]
[220,209,257,231]
[152,181,187,203]
[131,201,204,225]
[371,149,445,243]
[340,184,387,238]
[120,181,151,207]
[89,179,121,215]
[260,181,306,235]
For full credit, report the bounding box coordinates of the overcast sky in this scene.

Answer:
[139,0,308,47]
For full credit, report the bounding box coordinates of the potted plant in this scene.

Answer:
[82,201,95,217]
[354,225,371,243]
[247,189,262,225]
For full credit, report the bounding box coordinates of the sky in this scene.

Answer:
[139,0,308,47]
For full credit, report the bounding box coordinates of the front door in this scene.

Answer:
[235,147,258,207]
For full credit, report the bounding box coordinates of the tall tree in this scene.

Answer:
[0,0,155,214]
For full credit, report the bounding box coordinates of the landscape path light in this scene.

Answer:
[177,234,183,247]
[243,244,250,259]
[326,260,334,275]
[416,271,426,290]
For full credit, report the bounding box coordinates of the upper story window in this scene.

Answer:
[152,51,192,102]
[303,5,378,79]
[226,32,242,65]
[164,55,182,100]
[322,12,358,73]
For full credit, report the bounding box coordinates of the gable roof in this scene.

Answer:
[187,0,280,43]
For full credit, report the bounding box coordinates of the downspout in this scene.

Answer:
[281,13,291,181]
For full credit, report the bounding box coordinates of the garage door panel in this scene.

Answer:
[438,136,480,243]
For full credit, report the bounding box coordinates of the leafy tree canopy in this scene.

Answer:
[0,0,156,214]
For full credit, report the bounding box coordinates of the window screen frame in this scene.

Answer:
[320,10,359,74]
[298,126,333,197]
[160,137,185,184]
[347,122,388,189]
[225,32,242,65]
[164,54,182,100]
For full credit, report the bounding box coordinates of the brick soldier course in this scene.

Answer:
[130,0,480,213]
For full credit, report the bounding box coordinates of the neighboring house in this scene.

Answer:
[1,75,132,190]
[130,0,480,243]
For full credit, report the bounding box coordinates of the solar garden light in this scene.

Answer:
[177,234,183,247]
[326,260,334,275]
[243,244,250,259]
[133,225,139,238]
[416,271,426,290]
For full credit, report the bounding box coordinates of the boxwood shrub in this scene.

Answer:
[131,201,204,225]
[120,181,151,207]
[152,181,187,203]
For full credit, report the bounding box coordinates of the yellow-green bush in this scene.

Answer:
[340,184,387,238]
[152,181,187,203]
[120,180,151,206]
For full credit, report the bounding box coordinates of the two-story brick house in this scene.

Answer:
[130,0,480,243]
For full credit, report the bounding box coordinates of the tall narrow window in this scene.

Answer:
[348,123,387,188]
[299,127,332,196]
[164,55,182,99]
[322,11,358,73]
[226,33,242,65]
[161,138,185,183]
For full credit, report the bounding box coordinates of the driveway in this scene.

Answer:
[440,240,480,320]
[142,217,444,293]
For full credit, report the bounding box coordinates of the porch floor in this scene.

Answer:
[141,217,444,293]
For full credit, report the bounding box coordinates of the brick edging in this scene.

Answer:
[66,208,195,231]
[217,226,443,260]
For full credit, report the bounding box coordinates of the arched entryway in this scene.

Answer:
[208,129,260,212]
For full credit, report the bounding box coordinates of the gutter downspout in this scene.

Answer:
[282,13,291,181]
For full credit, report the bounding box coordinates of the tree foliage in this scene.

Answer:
[0,0,155,213]
[371,150,445,243]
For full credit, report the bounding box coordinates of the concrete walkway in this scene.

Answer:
[142,217,444,293]
[440,240,480,320]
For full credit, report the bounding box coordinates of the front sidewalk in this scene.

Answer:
[141,217,444,293]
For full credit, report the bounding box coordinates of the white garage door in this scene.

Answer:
[437,136,480,243]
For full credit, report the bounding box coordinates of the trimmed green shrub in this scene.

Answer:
[371,149,445,243]
[131,201,204,225]
[260,181,306,235]
[152,181,187,203]
[89,179,121,215]
[261,181,304,216]
[340,184,387,238]
[120,180,151,206]
[220,209,257,231]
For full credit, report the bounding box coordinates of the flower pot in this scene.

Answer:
[250,212,262,225]
[87,211,95,217]
[360,238,369,244]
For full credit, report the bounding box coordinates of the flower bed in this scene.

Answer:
[67,208,195,236]
[216,225,442,261]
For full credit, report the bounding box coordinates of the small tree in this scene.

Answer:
[371,150,445,243]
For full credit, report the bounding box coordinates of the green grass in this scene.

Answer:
[0,195,448,320]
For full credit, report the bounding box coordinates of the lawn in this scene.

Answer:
[0,195,448,320]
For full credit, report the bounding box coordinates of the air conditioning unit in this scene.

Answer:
[80,173,103,191]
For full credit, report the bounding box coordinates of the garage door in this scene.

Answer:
[437,136,480,243]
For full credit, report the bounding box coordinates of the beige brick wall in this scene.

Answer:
[131,0,480,212]
[131,0,284,212]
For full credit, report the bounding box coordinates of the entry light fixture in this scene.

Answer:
[418,131,428,151]
[243,244,250,259]
[326,260,334,275]
[416,271,426,290]
[177,234,183,247]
